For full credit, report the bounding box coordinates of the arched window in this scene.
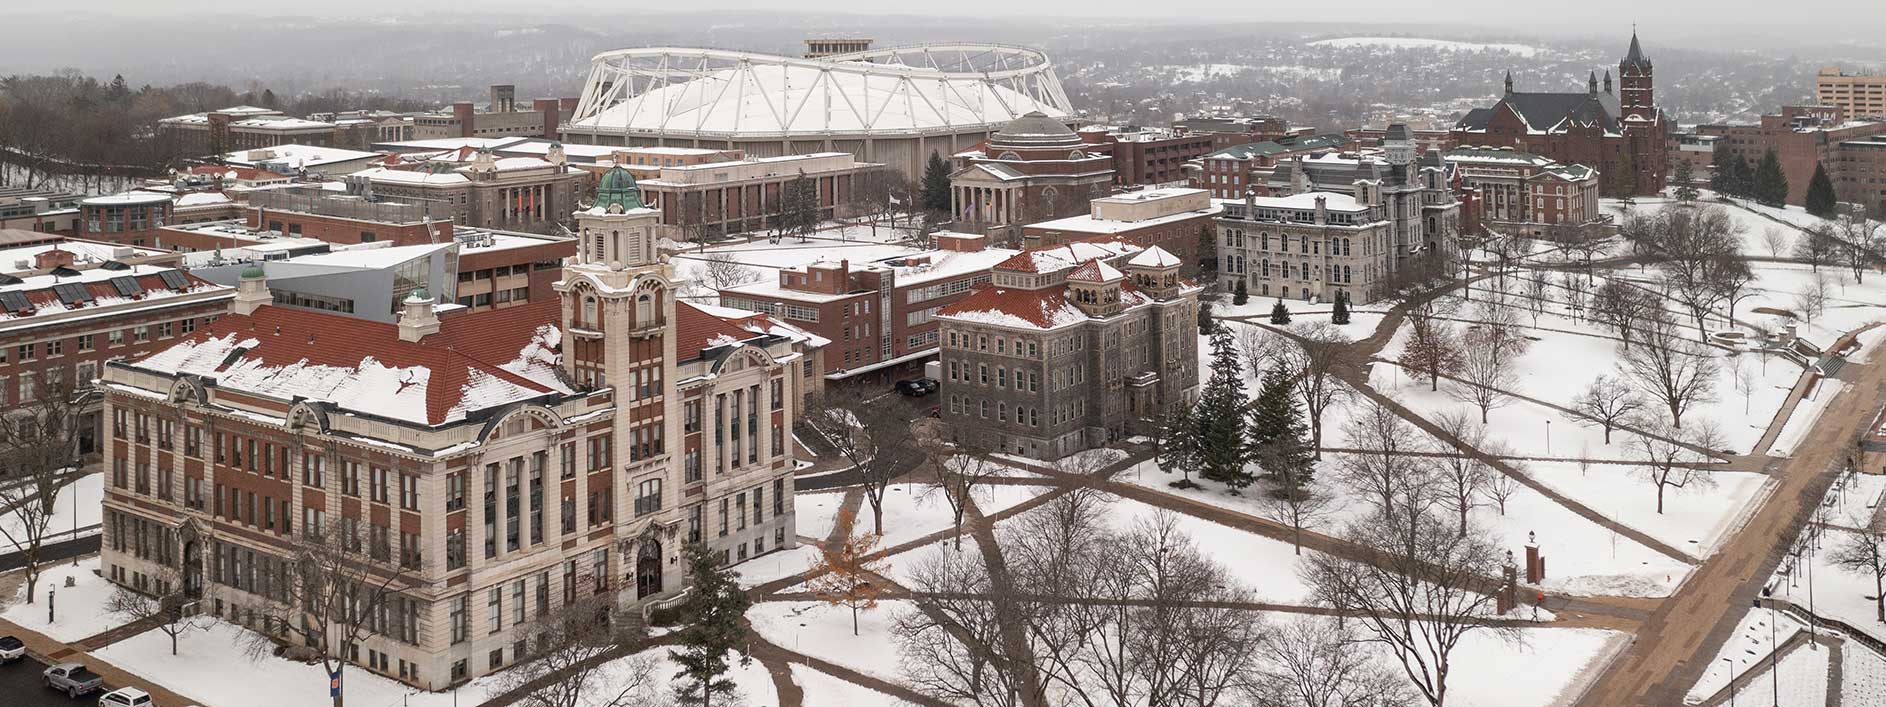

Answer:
[635,293,653,325]
[581,295,599,328]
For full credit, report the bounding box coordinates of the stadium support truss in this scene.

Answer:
[567,43,1074,140]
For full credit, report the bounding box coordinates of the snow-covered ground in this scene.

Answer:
[1307,36,1540,57]
[1768,379,1846,456]
[0,471,102,551]
[1683,607,1817,705]
[735,544,822,589]
[1435,628,1624,706]
[1,556,126,642]
[788,663,918,707]
[1526,461,1769,559]
[751,599,908,683]
[794,482,1051,551]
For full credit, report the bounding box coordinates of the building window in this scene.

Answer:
[635,479,662,516]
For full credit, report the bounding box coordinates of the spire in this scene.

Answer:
[1623,28,1650,69]
[1588,71,1598,95]
[1604,70,1614,94]
[1503,70,1513,95]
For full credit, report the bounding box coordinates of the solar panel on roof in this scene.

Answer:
[158,270,188,290]
[53,282,93,306]
[109,276,143,298]
[100,261,130,271]
[0,291,29,313]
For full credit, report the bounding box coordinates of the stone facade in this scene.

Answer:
[1266,125,1461,271]
[935,241,1200,459]
[1216,192,1394,304]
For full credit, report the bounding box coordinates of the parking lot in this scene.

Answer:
[1,654,120,707]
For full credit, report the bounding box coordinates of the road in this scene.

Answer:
[0,536,100,572]
[1573,348,1885,705]
[0,654,118,707]
[793,391,936,491]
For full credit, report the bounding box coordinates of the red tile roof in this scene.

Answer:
[675,301,757,359]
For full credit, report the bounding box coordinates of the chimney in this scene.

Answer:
[534,98,561,138]
[452,102,475,138]
[398,288,442,342]
[231,263,271,316]
[34,247,76,271]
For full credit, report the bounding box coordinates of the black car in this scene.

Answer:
[0,635,23,662]
[896,378,939,397]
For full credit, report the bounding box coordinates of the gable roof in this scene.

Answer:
[675,300,762,360]
[1066,258,1124,283]
[1455,91,1622,135]
[1126,245,1181,268]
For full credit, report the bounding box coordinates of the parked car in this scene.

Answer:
[896,378,938,396]
[43,662,104,698]
[98,687,154,707]
[0,635,24,662]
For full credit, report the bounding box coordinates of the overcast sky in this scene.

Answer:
[18,0,1879,28]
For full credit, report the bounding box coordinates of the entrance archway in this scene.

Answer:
[636,539,663,599]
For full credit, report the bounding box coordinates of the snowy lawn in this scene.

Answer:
[1481,481,1693,598]
[1845,643,1886,706]
[799,483,1052,552]
[1526,462,1769,559]
[1768,379,1847,456]
[0,471,103,551]
[735,545,822,590]
[1682,607,1818,705]
[788,663,918,707]
[751,599,908,682]
[1422,627,1624,707]
[791,490,850,542]
[1,555,126,642]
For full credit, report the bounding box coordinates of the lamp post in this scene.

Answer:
[1758,589,1778,707]
[1546,420,1552,455]
[1722,657,1736,707]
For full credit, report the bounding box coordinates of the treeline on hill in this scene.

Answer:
[0,71,436,189]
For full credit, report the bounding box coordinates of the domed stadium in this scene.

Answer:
[560,44,1074,180]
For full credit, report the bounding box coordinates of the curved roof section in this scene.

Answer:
[567,44,1072,139]
[990,111,1080,148]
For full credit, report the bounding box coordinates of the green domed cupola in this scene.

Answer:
[595,166,644,212]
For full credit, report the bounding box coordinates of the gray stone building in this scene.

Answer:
[936,240,1200,460]
[1267,124,1461,271]
[1216,191,1396,303]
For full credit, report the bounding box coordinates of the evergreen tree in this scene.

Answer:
[1672,159,1698,203]
[1805,162,1838,218]
[261,88,278,110]
[1233,279,1249,306]
[1196,300,1217,334]
[1269,299,1291,325]
[920,152,952,214]
[670,543,753,707]
[107,74,130,103]
[1247,364,1312,483]
[1155,405,1202,488]
[1709,142,1735,195]
[1727,154,1755,199]
[1331,290,1351,325]
[1611,146,1637,199]
[1755,149,1789,207]
[1193,328,1251,489]
[1197,224,1218,281]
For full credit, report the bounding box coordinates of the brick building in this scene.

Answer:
[1082,127,1218,187]
[1188,134,1353,199]
[718,232,1018,385]
[950,112,1117,245]
[1171,115,1306,149]
[1450,32,1669,197]
[97,176,817,691]
[1442,148,1604,237]
[1696,104,1886,207]
[935,239,1200,459]
[412,87,578,141]
[641,152,881,242]
[1020,187,1219,275]
[1816,67,1886,119]
[346,148,586,235]
[0,234,233,463]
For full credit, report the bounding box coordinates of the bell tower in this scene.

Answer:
[1618,30,1655,123]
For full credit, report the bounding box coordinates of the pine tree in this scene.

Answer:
[1709,142,1735,195]
[261,88,278,110]
[1192,328,1251,489]
[107,74,130,103]
[1755,149,1789,207]
[1197,223,1218,280]
[1197,300,1217,334]
[1728,154,1755,199]
[1612,146,1637,199]
[1247,365,1312,483]
[1805,162,1838,218]
[1331,290,1351,325]
[1672,159,1698,203]
[920,152,952,214]
[1233,279,1249,305]
[670,543,753,707]
[1269,299,1291,325]
[1155,405,1202,488]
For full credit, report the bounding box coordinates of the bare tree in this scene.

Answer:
[1762,228,1788,258]
[919,422,1003,549]
[104,564,214,656]
[1591,279,1655,349]
[1260,449,1333,555]
[1303,505,1519,707]
[1617,311,1719,428]
[1479,465,1524,517]
[1397,313,1462,392]
[1828,525,1886,623]
[1795,273,1831,325]
[1446,308,1527,423]
[699,252,759,291]
[0,370,85,606]
[805,391,924,536]
[1335,399,1436,517]
[488,595,662,707]
[1733,363,1760,415]
[1560,271,1587,321]
[1630,419,1726,514]
[239,518,416,707]
[1433,411,1493,536]
[1837,208,1883,284]
[1796,224,1838,272]
[1254,617,1416,707]
[1569,374,1645,445]
[1248,321,1353,455]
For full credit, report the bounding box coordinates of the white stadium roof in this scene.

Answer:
[565,44,1073,139]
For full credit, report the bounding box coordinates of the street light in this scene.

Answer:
[1722,657,1736,707]
[1545,420,1552,455]
[1757,588,1778,707]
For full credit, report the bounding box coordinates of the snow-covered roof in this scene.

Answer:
[81,192,171,207]
[223,145,381,169]
[174,192,233,208]
[1249,192,1368,212]
[994,239,1141,274]
[1126,246,1181,268]
[1026,202,1221,234]
[1066,258,1124,282]
[353,167,471,186]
